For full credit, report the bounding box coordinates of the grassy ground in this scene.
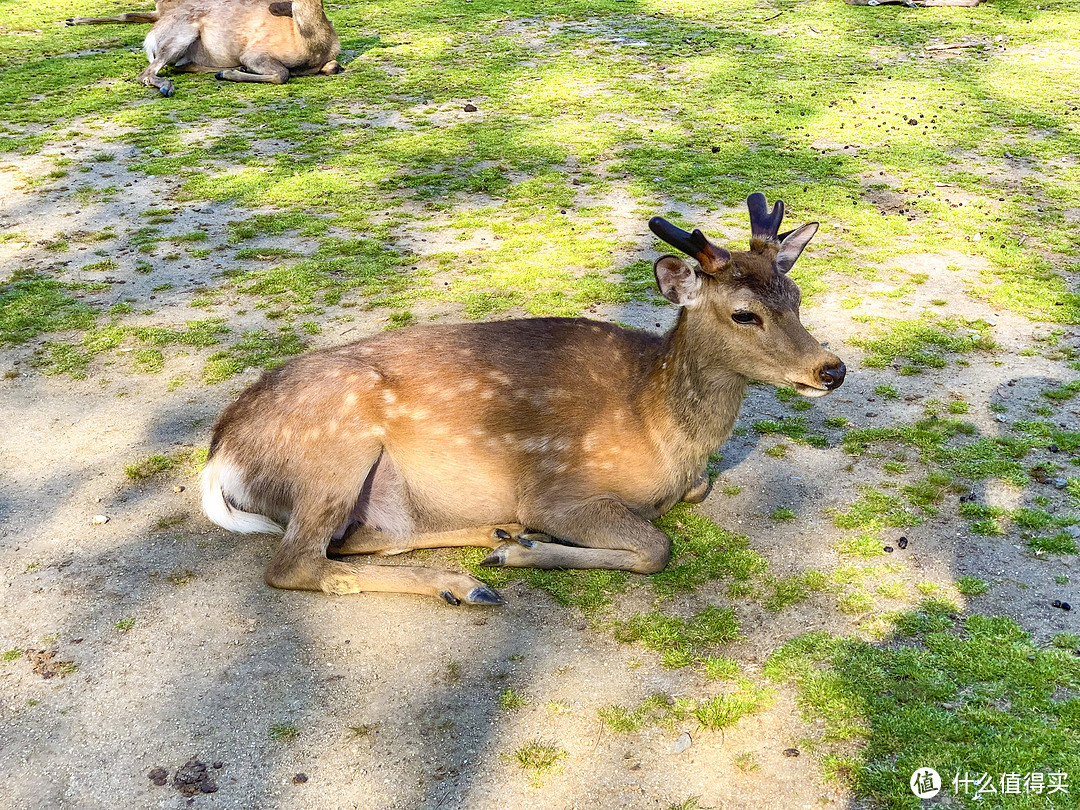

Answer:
[2,1,1079,808]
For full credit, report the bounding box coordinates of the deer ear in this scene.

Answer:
[654,255,703,306]
[776,222,818,274]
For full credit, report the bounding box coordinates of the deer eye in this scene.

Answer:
[732,311,760,325]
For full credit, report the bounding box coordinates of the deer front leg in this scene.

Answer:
[481,498,671,574]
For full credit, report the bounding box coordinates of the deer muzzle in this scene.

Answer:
[789,356,846,398]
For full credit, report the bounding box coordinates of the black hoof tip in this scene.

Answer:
[65,18,75,26]
[215,71,225,80]
[480,548,506,567]
[440,590,461,606]
[494,528,512,541]
[467,585,504,605]
[159,86,174,97]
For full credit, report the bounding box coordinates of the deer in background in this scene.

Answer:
[200,193,846,606]
[67,0,341,96]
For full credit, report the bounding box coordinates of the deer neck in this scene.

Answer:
[292,0,334,39]
[651,308,748,457]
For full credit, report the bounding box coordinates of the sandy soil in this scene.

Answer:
[2,90,1079,810]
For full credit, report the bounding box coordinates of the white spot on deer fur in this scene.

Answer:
[344,393,358,407]
[489,371,512,386]
[371,426,386,437]
[409,409,430,420]
[381,390,397,405]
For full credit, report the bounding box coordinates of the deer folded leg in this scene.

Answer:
[263,497,504,603]
[137,21,200,96]
[682,470,713,504]
[267,555,503,604]
[216,56,290,84]
[481,498,671,574]
[329,524,548,556]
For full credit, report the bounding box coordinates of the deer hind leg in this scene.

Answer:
[482,498,671,574]
[265,495,504,605]
[138,22,200,96]
[67,13,161,25]
[217,55,290,85]
[330,524,547,556]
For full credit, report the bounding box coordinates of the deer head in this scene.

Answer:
[649,193,845,397]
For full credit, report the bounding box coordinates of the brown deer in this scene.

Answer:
[67,0,341,96]
[200,194,845,605]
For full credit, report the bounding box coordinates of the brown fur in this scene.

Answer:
[200,196,846,605]
[67,0,341,96]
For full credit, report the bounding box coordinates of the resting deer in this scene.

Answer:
[67,0,341,96]
[200,194,845,605]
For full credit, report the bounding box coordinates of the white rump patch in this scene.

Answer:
[200,456,284,535]
[144,30,159,61]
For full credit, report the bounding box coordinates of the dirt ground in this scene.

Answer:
[2,60,1080,810]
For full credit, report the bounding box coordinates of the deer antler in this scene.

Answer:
[747,192,786,246]
[648,217,732,276]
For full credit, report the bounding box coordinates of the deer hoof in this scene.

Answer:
[215,71,225,80]
[465,585,504,605]
[65,18,75,26]
[516,531,551,547]
[159,84,174,97]
[493,528,512,541]
[480,546,509,567]
[439,590,461,606]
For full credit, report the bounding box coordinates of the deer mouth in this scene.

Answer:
[790,381,832,398]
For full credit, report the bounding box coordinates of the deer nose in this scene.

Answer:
[819,361,846,390]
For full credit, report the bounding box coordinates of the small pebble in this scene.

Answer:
[292,773,309,784]
[212,762,223,769]
[898,537,909,549]
[463,103,478,112]
[148,767,168,787]
[783,748,800,757]
[1048,444,1060,453]
[672,731,692,754]
[174,485,185,493]
[883,546,894,553]
[91,514,110,525]
[1052,478,1068,489]
[1052,600,1072,611]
